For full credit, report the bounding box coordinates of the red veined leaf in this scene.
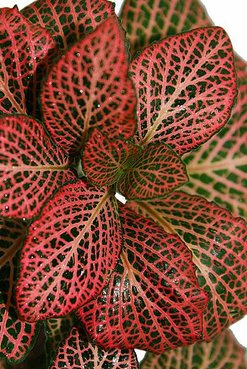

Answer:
[183,77,247,218]
[118,142,188,200]
[0,217,39,363]
[0,115,74,219]
[0,7,57,116]
[50,327,139,369]
[16,181,122,322]
[82,129,141,187]
[41,17,136,154]
[45,316,75,362]
[140,329,247,369]
[126,192,247,341]
[120,0,211,57]
[79,206,207,353]
[130,27,237,155]
[21,0,115,51]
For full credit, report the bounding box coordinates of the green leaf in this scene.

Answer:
[183,70,247,218]
[140,329,247,369]
[120,0,211,56]
[126,192,247,341]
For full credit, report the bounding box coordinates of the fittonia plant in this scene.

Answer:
[0,0,246,368]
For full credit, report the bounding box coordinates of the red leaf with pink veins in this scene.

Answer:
[41,17,136,154]
[0,7,57,116]
[50,327,139,369]
[130,27,237,155]
[79,207,207,353]
[126,192,247,341]
[0,217,38,363]
[21,0,115,51]
[16,181,122,322]
[118,142,188,200]
[83,129,141,187]
[0,115,74,219]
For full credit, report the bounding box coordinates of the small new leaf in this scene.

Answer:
[118,142,188,200]
[82,129,140,187]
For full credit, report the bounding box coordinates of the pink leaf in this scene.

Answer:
[0,217,38,363]
[79,206,207,353]
[16,181,122,322]
[82,129,140,187]
[21,0,115,51]
[0,115,74,219]
[183,71,247,218]
[50,327,138,369]
[118,142,188,199]
[126,192,247,340]
[120,0,211,56]
[0,7,57,116]
[41,17,136,154]
[130,27,237,155]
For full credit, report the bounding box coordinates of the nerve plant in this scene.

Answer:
[0,0,246,368]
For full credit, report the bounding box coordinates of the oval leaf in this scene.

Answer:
[140,329,247,369]
[118,142,188,200]
[16,181,122,321]
[41,17,136,154]
[0,115,73,219]
[120,0,211,56]
[183,71,247,218]
[82,129,140,187]
[126,192,247,341]
[21,0,115,51]
[0,7,57,116]
[0,217,39,363]
[50,327,138,369]
[79,206,207,353]
[130,27,237,155]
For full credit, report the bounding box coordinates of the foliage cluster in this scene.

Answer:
[0,0,246,368]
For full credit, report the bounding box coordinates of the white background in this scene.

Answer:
[2,0,247,352]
